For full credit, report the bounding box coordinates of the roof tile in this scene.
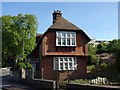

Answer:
[49,17,81,30]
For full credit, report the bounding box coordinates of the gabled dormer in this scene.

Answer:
[49,10,90,47]
[40,10,90,56]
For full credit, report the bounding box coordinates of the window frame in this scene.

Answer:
[56,31,76,47]
[53,57,77,71]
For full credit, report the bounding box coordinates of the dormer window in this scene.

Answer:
[56,31,76,46]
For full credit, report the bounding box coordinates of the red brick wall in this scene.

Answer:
[58,57,87,80]
[42,31,88,56]
[41,56,87,80]
[40,30,88,80]
[41,56,57,80]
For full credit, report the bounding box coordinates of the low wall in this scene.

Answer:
[66,83,120,90]
[17,79,56,89]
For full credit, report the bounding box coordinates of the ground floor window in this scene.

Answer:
[53,57,77,71]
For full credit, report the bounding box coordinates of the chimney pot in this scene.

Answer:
[52,10,62,24]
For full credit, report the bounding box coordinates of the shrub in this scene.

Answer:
[70,79,89,84]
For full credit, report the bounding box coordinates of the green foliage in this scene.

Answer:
[88,43,96,55]
[88,43,98,65]
[106,39,120,72]
[18,62,32,69]
[87,65,95,72]
[100,63,108,68]
[107,39,120,53]
[88,39,120,84]
[70,79,89,84]
[26,62,32,69]
[115,50,120,72]
[96,42,108,54]
[13,58,32,69]
[1,14,38,68]
[18,62,27,69]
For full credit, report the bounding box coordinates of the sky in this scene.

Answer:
[2,2,118,41]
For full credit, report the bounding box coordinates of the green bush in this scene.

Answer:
[115,50,120,72]
[100,63,108,69]
[70,79,89,84]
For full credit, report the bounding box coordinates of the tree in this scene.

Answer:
[115,49,120,72]
[1,14,38,68]
[107,39,120,72]
[96,42,108,54]
[107,39,120,53]
[88,43,98,65]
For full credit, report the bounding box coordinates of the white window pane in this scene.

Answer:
[57,32,61,37]
[69,58,72,62]
[62,33,65,37]
[64,58,68,62]
[57,37,61,45]
[62,38,66,45]
[54,57,77,71]
[67,38,70,45]
[69,63,72,70]
[71,33,75,37]
[73,57,75,61]
[67,33,70,37]
[71,38,75,45]
[65,63,68,70]
[58,37,61,41]
[73,58,76,63]
[60,58,63,62]
[60,63,63,70]
[56,31,76,46]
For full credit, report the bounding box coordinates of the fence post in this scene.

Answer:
[56,70,59,90]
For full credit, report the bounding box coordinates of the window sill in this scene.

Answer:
[56,45,76,48]
[54,70,77,71]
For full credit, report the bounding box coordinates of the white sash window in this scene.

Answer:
[53,57,77,71]
[56,31,76,46]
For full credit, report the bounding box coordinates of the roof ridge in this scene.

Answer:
[49,16,81,30]
[61,17,81,29]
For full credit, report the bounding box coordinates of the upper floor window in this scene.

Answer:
[56,31,76,46]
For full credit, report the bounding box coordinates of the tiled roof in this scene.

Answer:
[49,17,80,30]
[26,44,39,58]
[36,33,43,37]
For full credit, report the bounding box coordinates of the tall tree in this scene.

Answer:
[1,14,38,68]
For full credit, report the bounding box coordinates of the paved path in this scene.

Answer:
[0,67,39,90]
[2,83,39,90]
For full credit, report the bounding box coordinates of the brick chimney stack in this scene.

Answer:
[52,10,62,24]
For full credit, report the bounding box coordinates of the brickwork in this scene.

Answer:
[40,56,87,80]
[29,10,90,81]
[42,31,88,56]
